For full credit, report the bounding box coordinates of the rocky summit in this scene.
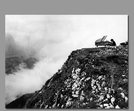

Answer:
[6,44,128,109]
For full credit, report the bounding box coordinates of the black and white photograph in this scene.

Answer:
[5,15,128,109]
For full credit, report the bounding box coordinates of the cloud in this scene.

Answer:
[5,58,64,103]
[5,15,74,103]
[5,34,37,59]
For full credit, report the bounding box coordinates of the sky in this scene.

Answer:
[5,15,128,103]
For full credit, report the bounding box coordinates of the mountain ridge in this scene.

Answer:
[6,44,128,109]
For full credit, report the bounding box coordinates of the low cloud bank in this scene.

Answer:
[5,15,74,103]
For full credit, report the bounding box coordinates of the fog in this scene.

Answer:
[5,15,128,103]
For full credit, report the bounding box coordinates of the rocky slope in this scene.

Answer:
[6,44,128,109]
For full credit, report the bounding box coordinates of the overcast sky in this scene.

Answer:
[5,15,128,103]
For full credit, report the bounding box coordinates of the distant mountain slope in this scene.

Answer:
[6,44,128,109]
[6,57,37,74]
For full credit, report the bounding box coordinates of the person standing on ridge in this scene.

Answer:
[110,39,116,46]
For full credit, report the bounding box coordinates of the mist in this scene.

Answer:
[5,15,128,104]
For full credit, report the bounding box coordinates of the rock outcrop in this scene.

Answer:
[6,44,128,109]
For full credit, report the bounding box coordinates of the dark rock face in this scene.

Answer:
[6,45,128,109]
[6,93,34,108]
